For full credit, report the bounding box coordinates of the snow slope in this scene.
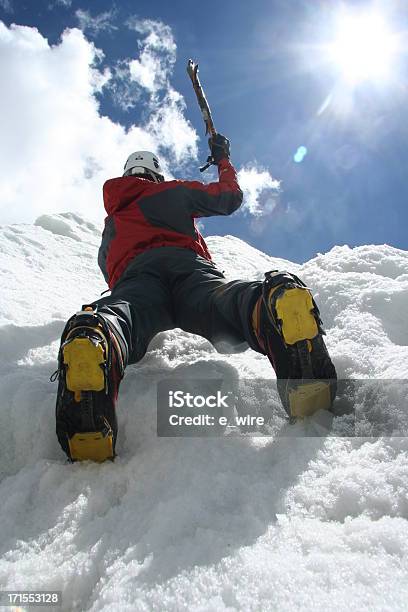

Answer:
[0,213,408,611]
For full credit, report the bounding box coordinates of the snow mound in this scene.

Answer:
[206,235,301,279]
[0,214,105,327]
[310,244,408,279]
[35,212,101,246]
[0,213,408,611]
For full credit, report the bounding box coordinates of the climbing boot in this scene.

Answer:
[252,271,337,420]
[54,306,125,462]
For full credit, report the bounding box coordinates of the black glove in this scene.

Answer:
[208,133,230,164]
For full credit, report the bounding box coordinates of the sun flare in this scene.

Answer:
[329,11,399,83]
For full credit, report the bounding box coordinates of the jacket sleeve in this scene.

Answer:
[183,158,243,218]
[98,216,115,283]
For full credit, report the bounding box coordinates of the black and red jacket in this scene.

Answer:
[98,158,243,288]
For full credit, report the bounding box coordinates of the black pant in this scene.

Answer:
[90,247,264,365]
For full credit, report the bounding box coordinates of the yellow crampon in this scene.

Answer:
[63,327,114,462]
[270,286,318,346]
[288,381,332,418]
[68,430,114,463]
[63,328,108,402]
[268,284,332,418]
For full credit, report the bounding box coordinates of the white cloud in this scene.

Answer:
[237,165,280,216]
[75,8,118,36]
[105,60,141,111]
[147,89,198,164]
[105,19,177,110]
[106,18,197,167]
[50,0,72,7]
[0,21,197,225]
[0,0,12,13]
[126,18,176,94]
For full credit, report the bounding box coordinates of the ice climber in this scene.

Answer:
[54,134,337,461]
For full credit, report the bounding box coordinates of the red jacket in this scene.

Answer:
[98,158,243,288]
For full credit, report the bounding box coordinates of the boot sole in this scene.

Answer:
[62,336,114,462]
[275,287,318,345]
[274,288,335,418]
[63,336,106,400]
[286,379,332,418]
[69,429,114,463]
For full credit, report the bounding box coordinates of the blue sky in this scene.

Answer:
[1,0,407,263]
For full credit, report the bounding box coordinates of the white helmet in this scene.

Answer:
[123,151,164,182]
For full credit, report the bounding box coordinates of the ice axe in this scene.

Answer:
[187,59,217,172]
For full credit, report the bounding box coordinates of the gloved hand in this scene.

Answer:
[208,133,230,164]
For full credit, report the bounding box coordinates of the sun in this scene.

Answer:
[329,10,399,83]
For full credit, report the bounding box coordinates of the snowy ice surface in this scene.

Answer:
[0,214,408,611]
